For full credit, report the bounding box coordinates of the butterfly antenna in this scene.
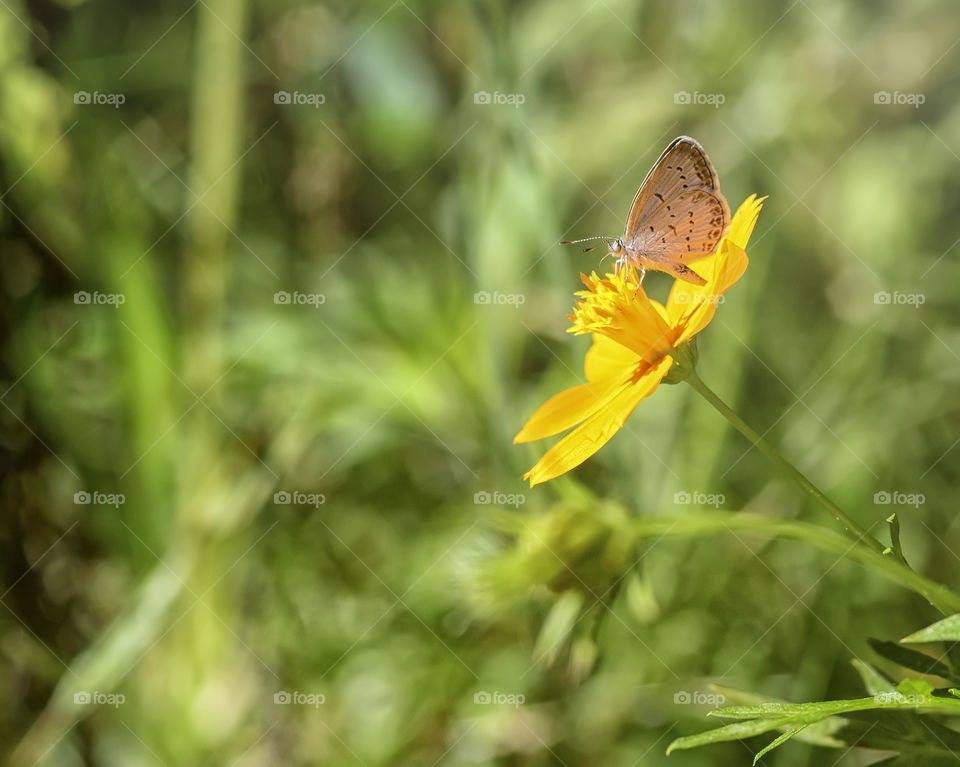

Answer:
[559,235,618,246]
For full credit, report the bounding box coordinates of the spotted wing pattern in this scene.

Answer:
[624,136,730,269]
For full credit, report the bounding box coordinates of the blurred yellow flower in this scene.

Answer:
[515,195,765,487]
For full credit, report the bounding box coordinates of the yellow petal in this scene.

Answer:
[584,334,639,382]
[666,195,765,340]
[727,193,766,250]
[514,375,625,444]
[523,356,673,487]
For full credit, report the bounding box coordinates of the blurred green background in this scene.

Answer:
[3,0,960,764]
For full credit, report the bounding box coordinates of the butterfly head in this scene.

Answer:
[607,237,625,255]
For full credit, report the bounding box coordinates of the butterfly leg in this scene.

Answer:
[632,267,647,299]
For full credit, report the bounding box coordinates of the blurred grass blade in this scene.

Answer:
[852,658,897,694]
[533,590,584,667]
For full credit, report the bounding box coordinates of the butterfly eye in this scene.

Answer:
[610,240,622,252]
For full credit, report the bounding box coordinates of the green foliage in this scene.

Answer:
[902,614,960,643]
[4,0,960,765]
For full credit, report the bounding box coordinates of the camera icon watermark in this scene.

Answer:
[274,490,326,508]
[674,292,724,305]
[874,90,925,108]
[673,490,725,508]
[473,90,525,108]
[873,490,925,508]
[74,690,125,707]
[674,690,725,705]
[873,291,925,308]
[274,290,325,307]
[74,490,126,508]
[474,690,525,708]
[274,690,325,707]
[274,90,326,108]
[74,290,126,307]
[673,91,725,108]
[474,291,526,308]
[74,90,126,108]
[473,490,525,509]
[874,691,928,705]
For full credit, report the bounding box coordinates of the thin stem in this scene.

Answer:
[685,371,886,555]
[628,513,960,616]
[684,371,960,615]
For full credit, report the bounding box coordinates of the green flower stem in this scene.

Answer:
[685,371,883,552]
[684,371,960,615]
[627,513,960,616]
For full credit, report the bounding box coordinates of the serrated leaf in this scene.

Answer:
[868,638,953,680]
[901,614,960,644]
[753,725,809,765]
[852,658,896,695]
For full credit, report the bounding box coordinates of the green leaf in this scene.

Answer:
[884,513,909,566]
[901,614,960,643]
[896,679,934,697]
[666,716,798,754]
[868,638,953,680]
[707,685,848,747]
[752,725,809,765]
[708,699,864,721]
[668,693,960,759]
[852,658,896,695]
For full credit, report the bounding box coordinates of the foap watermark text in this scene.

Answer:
[274,690,325,707]
[75,491,125,508]
[874,91,924,108]
[674,490,725,508]
[474,490,525,509]
[275,291,325,307]
[75,291,125,307]
[474,91,525,108]
[474,291,525,308]
[274,91,325,108]
[274,490,326,508]
[874,291,924,308]
[474,690,525,708]
[674,91,725,108]
[674,690,726,706]
[74,90,125,108]
[874,491,925,508]
[74,691,125,708]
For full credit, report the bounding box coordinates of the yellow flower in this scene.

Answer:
[515,195,765,487]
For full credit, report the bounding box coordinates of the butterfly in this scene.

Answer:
[562,136,730,286]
